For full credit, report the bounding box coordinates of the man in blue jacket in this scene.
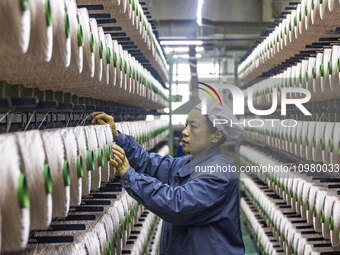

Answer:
[91,103,245,255]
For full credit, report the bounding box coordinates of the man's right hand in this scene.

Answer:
[91,112,119,139]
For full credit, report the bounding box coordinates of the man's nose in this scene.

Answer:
[182,126,189,137]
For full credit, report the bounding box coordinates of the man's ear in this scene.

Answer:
[212,129,224,144]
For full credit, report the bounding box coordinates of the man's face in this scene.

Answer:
[181,108,216,156]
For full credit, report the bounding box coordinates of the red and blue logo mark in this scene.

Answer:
[198,82,222,106]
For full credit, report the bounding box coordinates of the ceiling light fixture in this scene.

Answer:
[196,0,204,26]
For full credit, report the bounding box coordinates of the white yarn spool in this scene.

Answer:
[306,57,316,100]
[0,135,30,252]
[307,186,319,224]
[306,121,317,160]
[296,235,306,255]
[89,18,101,82]
[328,46,340,93]
[105,34,114,88]
[100,213,114,254]
[313,52,324,100]
[0,0,30,62]
[313,189,327,232]
[93,125,109,183]
[330,200,340,246]
[56,0,83,90]
[41,0,71,81]
[321,48,332,97]
[98,27,108,85]
[322,196,338,239]
[301,182,311,220]
[78,8,94,81]
[322,122,334,164]
[119,45,128,90]
[312,122,326,162]
[83,126,101,191]
[15,130,52,230]
[41,130,70,218]
[299,121,308,159]
[60,128,82,206]
[73,126,91,196]
[107,206,120,254]
[330,123,340,165]
[93,221,108,255]
[112,40,122,88]
[6,0,53,85]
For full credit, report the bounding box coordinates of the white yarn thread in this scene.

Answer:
[72,126,91,196]
[41,130,70,218]
[15,130,52,230]
[83,126,101,191]
[0,0,30,58]
[0,135,30,252]
[93,221,108,255]
[60,128,82,206]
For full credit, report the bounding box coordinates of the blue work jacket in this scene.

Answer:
[117,133,245,255]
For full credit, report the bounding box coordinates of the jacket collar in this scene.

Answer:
[177,146,221,177]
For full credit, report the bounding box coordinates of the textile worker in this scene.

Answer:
[91,102,245,255]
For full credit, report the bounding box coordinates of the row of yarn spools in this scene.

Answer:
[0,0,168,109]
[242,45,340,108]
[242,119,340,165]
[240,172,340,255]
[238,0,340,81]
[77,0,169,81]
[0,120,168,253]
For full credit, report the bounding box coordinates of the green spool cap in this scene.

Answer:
[113,52,117,67]
[305,136,309,146]
[99,41,104,59]
[305,5,308,16]
[320,0,323,4]
[105,241,112,255]
[338,141,340,155]
[312,67,316,79]
[329,139,334,152]
[64,13,70,39]
[294,16,297,26]
[63,160,71,187]
[123,60,127,74]
[313,206,316,218]
[98,147,104,167]
[86,150,95,171]
[305,71,308,80]
[77,24,84,47]
[19,0,29,12]
[90,32,94,53]
[320,64,324,77]
[18,174,30,208]
[113,232,118,247]
[43,164,53,194]
[328,59,332,74]
[76,155,84,178]
[338,58,340,72]
[312,0,315,9]
[320,210,325,223]
[320,138,325,151]
[45,0,52,27]
[106,47,111,64]
[307,200,310,210]
[105,144,111,160]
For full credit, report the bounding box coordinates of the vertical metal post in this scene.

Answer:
[168,54,174,156]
